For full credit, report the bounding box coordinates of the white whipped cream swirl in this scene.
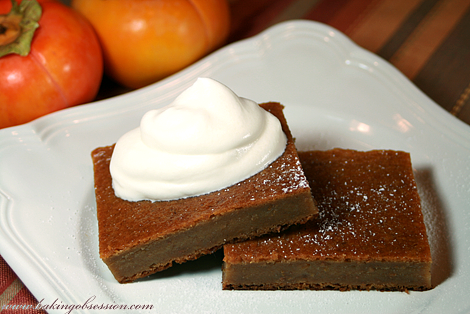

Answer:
[110,78,287,202]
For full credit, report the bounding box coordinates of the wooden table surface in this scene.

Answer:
[1,0,469,312]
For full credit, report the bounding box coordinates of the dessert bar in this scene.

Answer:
[92,102,318,283]
[223,149,432,291]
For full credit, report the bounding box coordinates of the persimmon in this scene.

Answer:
[71,0,230,89]
[0,0,103,129]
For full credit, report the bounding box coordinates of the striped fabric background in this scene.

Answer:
[0,256,45,313]
[229,0,470,125]
[1,0,469,312]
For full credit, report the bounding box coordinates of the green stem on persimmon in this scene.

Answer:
[0,0,41,57]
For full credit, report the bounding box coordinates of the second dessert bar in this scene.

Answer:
[223,149,432,291]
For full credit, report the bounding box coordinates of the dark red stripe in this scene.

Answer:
[304,0,377,34]
[303,0,352,24]
[228,0,295,41]
[0,255,17,295]
[236,0,298,38]
[330,0,379,34]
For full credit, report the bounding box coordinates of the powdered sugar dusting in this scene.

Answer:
[227,149,431,264]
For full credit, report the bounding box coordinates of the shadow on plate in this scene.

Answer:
[138,249,224,282]
[415,166,453,288]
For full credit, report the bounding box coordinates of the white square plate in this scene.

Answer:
[1,20,469,314]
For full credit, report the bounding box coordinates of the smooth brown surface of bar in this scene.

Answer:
[91,102,318,283]
[223,149,432,291]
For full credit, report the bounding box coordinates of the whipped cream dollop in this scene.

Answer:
[109,78,287,202]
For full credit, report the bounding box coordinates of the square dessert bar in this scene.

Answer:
[223,149,432,291]
[91,102,318,283]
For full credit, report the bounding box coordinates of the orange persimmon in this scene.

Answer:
[71,0,230,89]
[0,0,103,129]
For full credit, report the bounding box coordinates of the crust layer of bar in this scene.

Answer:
[223,149,432,291]
[92,102,318,283]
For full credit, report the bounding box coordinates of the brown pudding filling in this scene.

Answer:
[223,149,432,291]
